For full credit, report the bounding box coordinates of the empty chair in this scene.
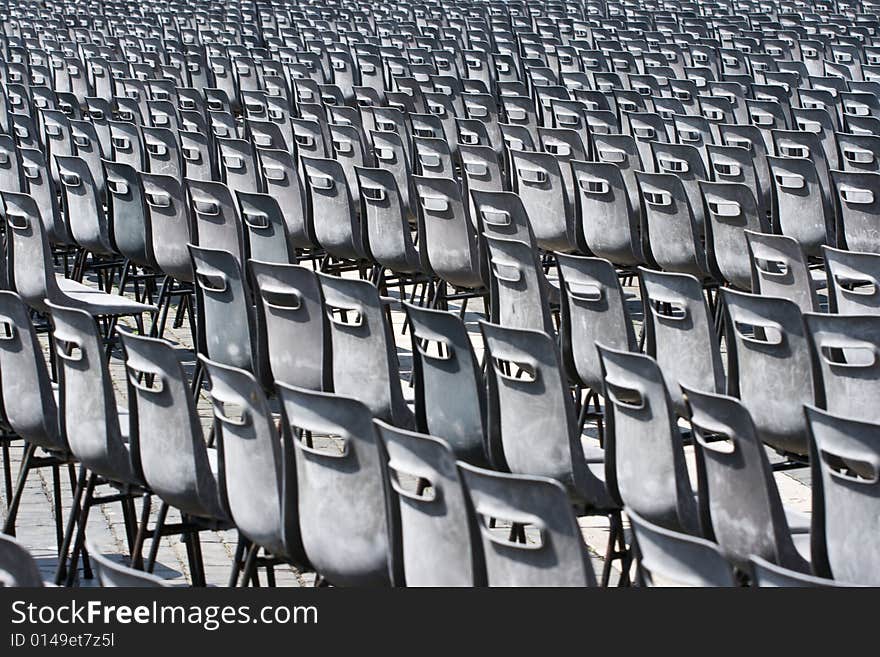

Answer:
[2,191,153,319]
[374,421,484,587]
[805,406,880,585]
[87,542,169,587]
[355,166,423,276]
[598,346,700,535]
[571,160,644,266]
[767,156,832,256]
[302,155,366,262]
[185,179,247,271]
[484,234,555,334]
[557,254,638,403]
[413,175,486,291]
[636,171,710,279]
[470,190,536,246]
[639,267,726,415]
[651,141,710,235]
[256,148,315,251]
[201,356,308,585]
[510,148,576,252]
[683,386,811,573]
[722,288,816,458]
[0,534,44,587]
[457,463,598,587]
[745,230,821,313]
[318,274,413,428]
[249,261,330,392]
[823,246,880,315]
[404,303,486,465]
[699,181,768,290]
[804,313,880,425]
[55,154,114,256]
[236,191,294,265]
[141,173,194,284]
[628,509,736,587]
[836,132,880,173]
[277,383,390,586]
[831,170,880,254]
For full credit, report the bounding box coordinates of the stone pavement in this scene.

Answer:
[0,266,815,586]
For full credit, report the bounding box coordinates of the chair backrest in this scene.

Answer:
[55,154,114,255]
[249,260,329,392]
[684,385,807,570]
[202,356,304,562]
[571,160,643,266]
[592,133,642,218]
[180,129,217,181]
[318,273,413,428]
[413,175,486,290]
[470,189,536,246]
[699,180,767,290]
[706,143,764,216]
[628,509,735,587]
[236,190,294,265]
[651,140,709,234]
[0,534,43,587]
[510,148,576,252]
[0,291,66,453]
[189,244,267,387]
[479,320,612,509]
[804,312,880,425]
[831,169,880,254]
[636,170,709,278]
[119,329,227,522]
[277,382,390,586]
[823,245,880,315]
[355,166,422,274]
[46,301,138,485]
[767,155,832,256]
[142,125,183,179]
[186,178,247,271]
[485,234,554,334]
[457,462,597,587]
[805,405,880,585]
[87,540,168,587]
[374,420,484,587]
[404,303,487,465]
[256,147,315,250]
[719,122,772,214]
[836,132,880,173]
[639,267,725,413]
[598,345,699,535]
[141,172,194,283]
[722,287,815,457]
[302,155,366,261]
[104,159,153,268]
[20,147,70,245]
[745,230,820,313]
[557,253,637,391]
[749,555,852,588]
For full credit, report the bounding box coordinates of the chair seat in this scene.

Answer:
[54,276,155,317]
[580,436,605,464]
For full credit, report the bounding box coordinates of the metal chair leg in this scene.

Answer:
[2,442,36,536]
[65,472,98,586]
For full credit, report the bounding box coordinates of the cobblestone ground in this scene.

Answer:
[0,265,815,586]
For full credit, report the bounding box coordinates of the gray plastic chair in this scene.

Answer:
[302,155,366,262]
[836,132,880,173]
[374,420,484,587]
[236,191,294,265]
[413,175,486,291]
[457,462,597,587]
[248,259,329,393]
[804,312,880,426]
[276,382,390,586]
[651,141,710,235]
[745,230,821,313]
[684,385,811,572]
[722,288,816,458]
[823,245,880,315]
[767,155,832,256]
[593,133,643,226]
[628,509,736,587]
[636,171,710,278]
[55,154,114,256]
[256,147,315,251]
[186,178,247,272]
[142,126,183,180]
[598,345,700,535]
[2,191,153,318]
[141,173,194,284]
[0,534,44,587]
[414,136,455,180]
[180,129,217,181]
[87,542,169,588]
[404,302,486,465]
[318,273,414,428]
[202,356,308,584]
[20,147,71,246]
[104,159,154,272]
[510,148,576,252]
[571,160,644,266]
[699,180,768,290]
[639,267,725,415]
[484,234,555,334]
[831,169,880,254]
[805,405,880,585]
